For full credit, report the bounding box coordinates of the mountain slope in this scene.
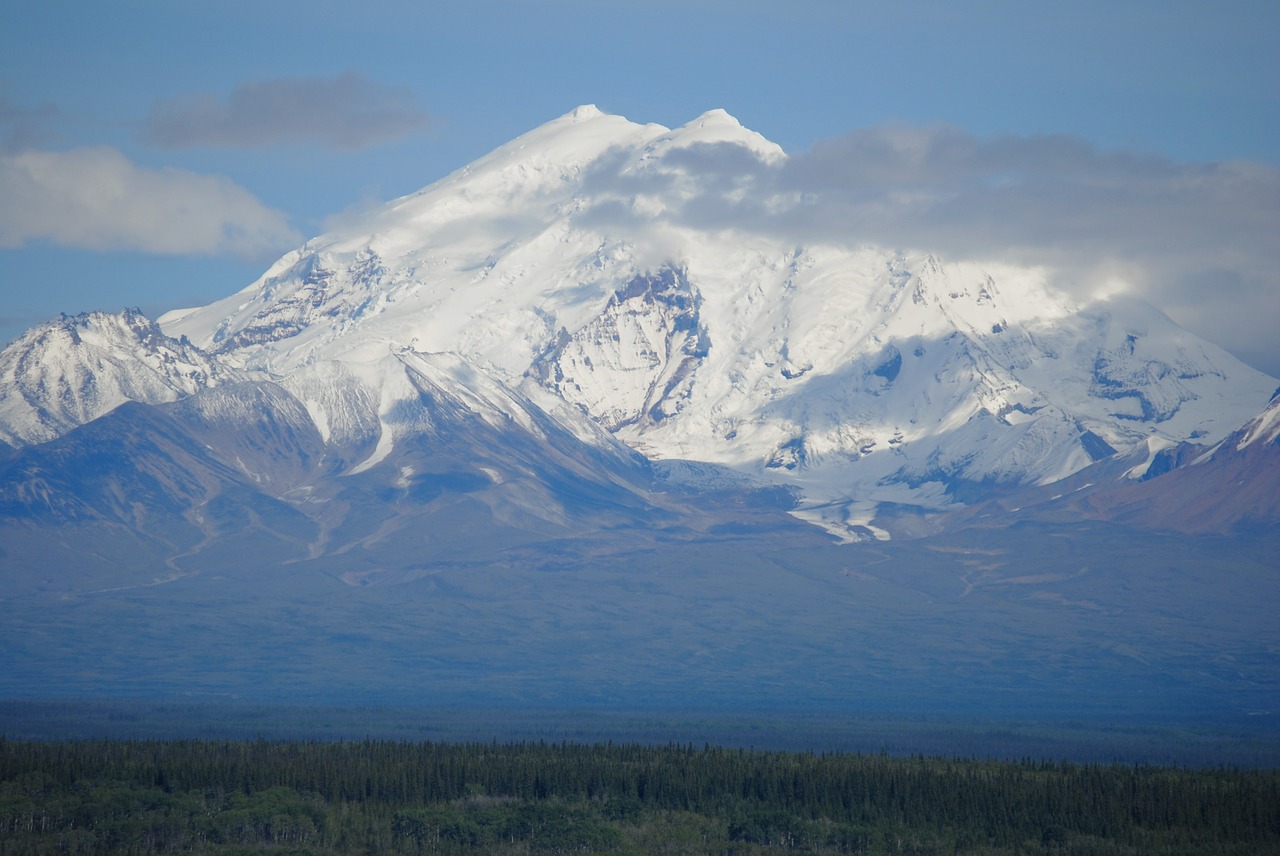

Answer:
[0,342,809,591]
[941,389,1280,535]
[1075,390,1280,533]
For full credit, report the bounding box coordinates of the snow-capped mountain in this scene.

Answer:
[147,105,1274,538]
[2,108,1277,716]
[1,106,1275,539]
[0,308,233,449]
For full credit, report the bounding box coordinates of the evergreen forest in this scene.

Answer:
[2,738,1277,854]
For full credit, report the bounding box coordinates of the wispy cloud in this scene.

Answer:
[0,147,300,259]
[579,123,1280,375]
[0,87,60,153]
[140,71,430,150]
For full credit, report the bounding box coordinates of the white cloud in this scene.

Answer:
[0,147,300,259]
[579,124,1280,376]
[141,71,430,150]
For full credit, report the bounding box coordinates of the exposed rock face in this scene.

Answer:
[531,266,709,431]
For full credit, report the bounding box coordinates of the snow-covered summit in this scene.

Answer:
[654,108,786,163]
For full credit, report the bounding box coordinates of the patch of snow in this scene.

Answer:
[790,500,891,544]
[1123,436,1178,480]
[303,398,331,443]
[1237,397,1280,449]
[349,429,395,475]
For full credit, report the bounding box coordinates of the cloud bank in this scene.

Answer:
[0,147,300,259]
[141,71,430,150]
[579,123,1280,376]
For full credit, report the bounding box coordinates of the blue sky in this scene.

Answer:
[2,0,1278,374]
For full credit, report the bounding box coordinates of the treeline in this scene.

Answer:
[1,737,1277,854]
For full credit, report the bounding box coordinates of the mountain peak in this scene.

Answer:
[667,108,785,162]
[690,108,741,127]
[567,104,605,121]
[466,104,658,174]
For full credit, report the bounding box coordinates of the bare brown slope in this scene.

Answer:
[1074,437,1280,533]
